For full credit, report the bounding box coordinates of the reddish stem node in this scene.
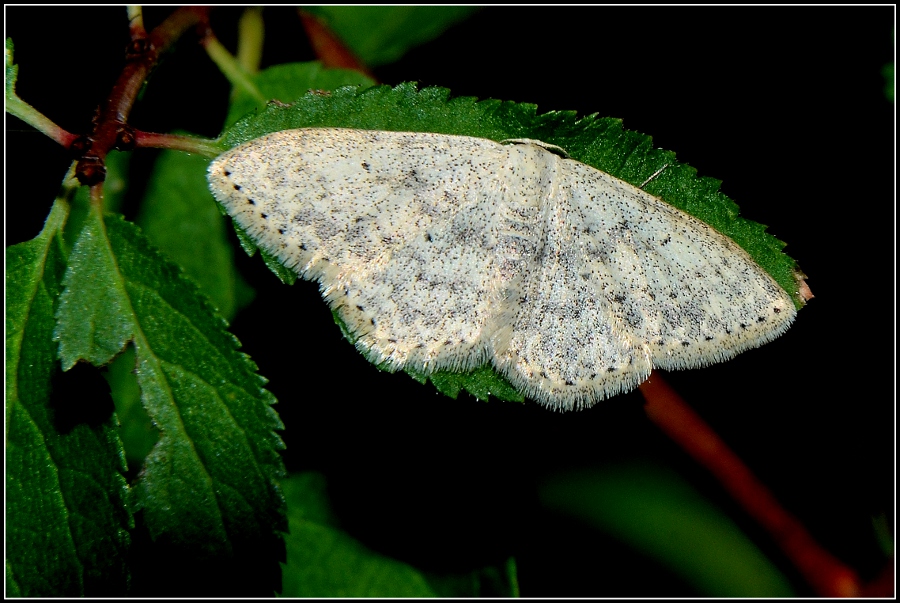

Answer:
[75,7,210,186]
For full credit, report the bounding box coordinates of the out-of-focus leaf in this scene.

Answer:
[539,464,795,597]
[136,148,252,321]
[309,7,479,66]
[280,472,436,597]
[280,473,519,597]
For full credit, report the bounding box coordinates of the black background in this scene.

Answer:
[6,6,894,597]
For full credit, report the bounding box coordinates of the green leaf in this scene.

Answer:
[308,7,479,67]
[539,464,795,597]
[225,61,375,129]
[418,365,524,404]
[65,155,163,469]
[6,198,131,596]
[424,557,520,598]
[53,205,286,560]
[260,246,299,286]
[5,564,21,598]
[136,148,252,321]
[279,473,519,597]
[280,473,436,597]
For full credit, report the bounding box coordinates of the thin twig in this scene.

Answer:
[75,7,210,187]
[639,371,861,597]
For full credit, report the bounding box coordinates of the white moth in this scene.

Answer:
[208,128,796,411]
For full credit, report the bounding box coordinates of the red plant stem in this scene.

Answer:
[75,7,210,186]
[639,372,861,597]
[298,10,376,81]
